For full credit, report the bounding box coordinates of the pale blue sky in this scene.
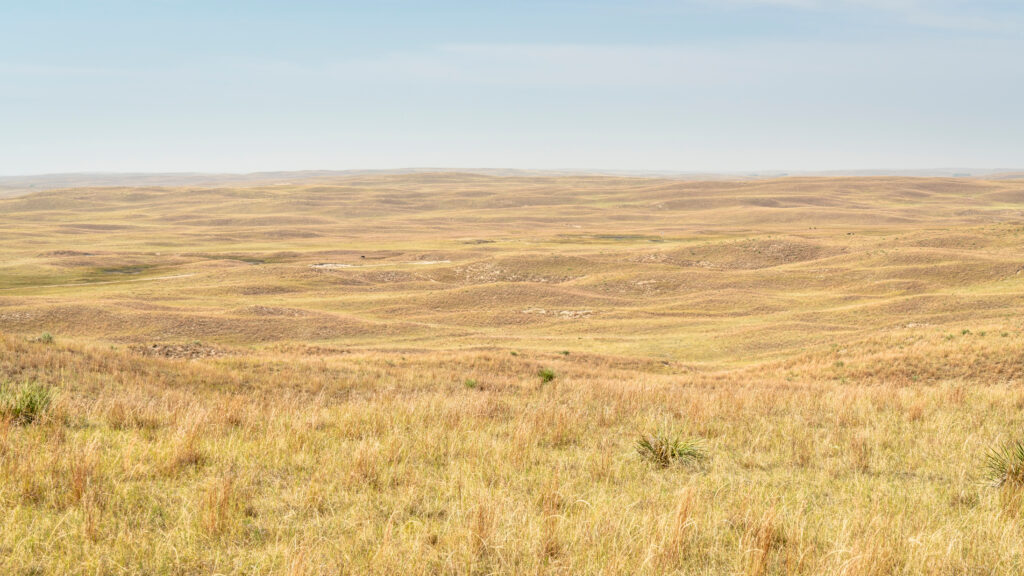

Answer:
[1,1,1022,175]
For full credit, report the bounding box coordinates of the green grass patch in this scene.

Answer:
[0,380,53,424]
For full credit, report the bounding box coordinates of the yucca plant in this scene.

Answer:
[985,440,1024,517]
[985,440,1024,488]
[0,380,53,424]
[636,428,706,468]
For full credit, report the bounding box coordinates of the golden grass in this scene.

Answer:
[2,174,1024,573]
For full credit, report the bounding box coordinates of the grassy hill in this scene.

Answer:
[2,174,1024,574]
[3,174,1024,362]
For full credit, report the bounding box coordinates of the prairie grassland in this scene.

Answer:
[3,174,1024,574]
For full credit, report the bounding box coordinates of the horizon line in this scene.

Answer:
[2,166,1023,180]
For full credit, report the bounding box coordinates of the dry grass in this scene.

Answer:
[2,174,1024,573]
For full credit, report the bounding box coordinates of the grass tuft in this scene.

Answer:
[635,428,706,468]
[538,368,556,383]
[0,380,53,424]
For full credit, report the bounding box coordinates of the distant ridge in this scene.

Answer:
[2,167,1022,198]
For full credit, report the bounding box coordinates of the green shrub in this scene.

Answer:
[0,381,53,424]
[538,368,556,383]
[636,428,706,468]
[463,379,478,389]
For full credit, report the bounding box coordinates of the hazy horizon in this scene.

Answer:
[2,166,1023,180]
[3,1,1022,175]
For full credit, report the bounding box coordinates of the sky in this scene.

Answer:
[1,0,1022,175]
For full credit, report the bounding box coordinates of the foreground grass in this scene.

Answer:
[2,334,1024,575]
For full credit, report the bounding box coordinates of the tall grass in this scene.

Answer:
[1,334,1024,573]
